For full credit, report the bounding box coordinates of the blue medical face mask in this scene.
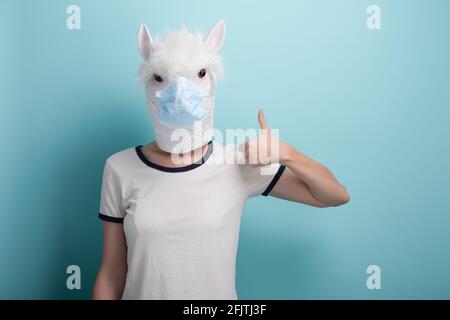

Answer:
[155,76,206,127]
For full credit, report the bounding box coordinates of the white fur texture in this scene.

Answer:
[138,26,223,86]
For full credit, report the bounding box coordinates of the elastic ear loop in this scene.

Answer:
[146,81,162,115]
[204,68,216,107]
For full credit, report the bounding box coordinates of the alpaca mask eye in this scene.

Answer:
[153,74,163,83]
[197,68,207,79]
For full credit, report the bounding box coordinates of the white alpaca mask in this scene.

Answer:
[137,20,225,153]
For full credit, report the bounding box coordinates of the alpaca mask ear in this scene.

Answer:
[205,20,225,52]
[138,23,153,60]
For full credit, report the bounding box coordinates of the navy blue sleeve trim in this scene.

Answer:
[261,165,287,197]
[99,213,124,223]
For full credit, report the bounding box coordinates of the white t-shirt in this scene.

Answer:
[98,141,286,300]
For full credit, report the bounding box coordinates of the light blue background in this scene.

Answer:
[1,0,449,299]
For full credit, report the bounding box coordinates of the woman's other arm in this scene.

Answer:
[93,222,127,299]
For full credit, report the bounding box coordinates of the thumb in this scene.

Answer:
[258,108,269,130]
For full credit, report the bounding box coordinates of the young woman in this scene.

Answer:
[93,20,349,300]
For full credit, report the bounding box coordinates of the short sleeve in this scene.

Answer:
[98,160,126,223]
[239,163,287,198]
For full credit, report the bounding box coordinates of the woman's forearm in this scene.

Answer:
[281,144,349,206]
[93,268,126,300]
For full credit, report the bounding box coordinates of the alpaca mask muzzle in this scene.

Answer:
[155,77,206,127]
[146,74,216,154]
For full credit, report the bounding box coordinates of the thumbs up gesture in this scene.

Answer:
[240,108,291,166]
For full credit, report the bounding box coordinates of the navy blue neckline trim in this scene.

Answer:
[262,165,286,196]
[135,141,214,173]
